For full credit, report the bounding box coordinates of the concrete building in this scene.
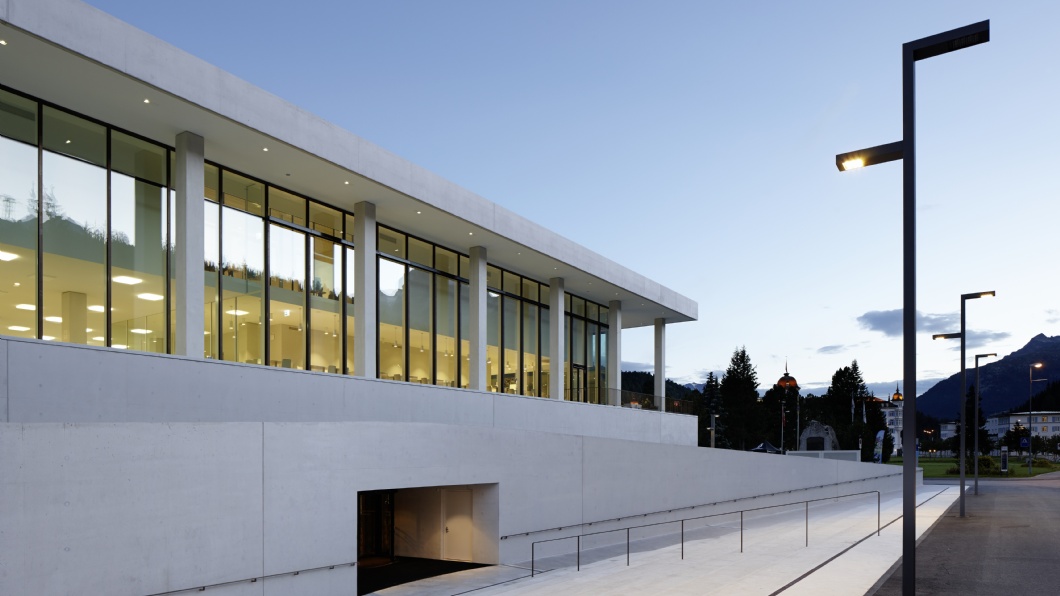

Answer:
[0,2,903,594]
[986,411,1060,441]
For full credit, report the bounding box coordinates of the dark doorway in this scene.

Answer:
[358,490,395,565]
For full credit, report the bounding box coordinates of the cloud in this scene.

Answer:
[857,309,958,336]
[621,360,654,373]
[817,344,847,354]
[1047,309,1060,324]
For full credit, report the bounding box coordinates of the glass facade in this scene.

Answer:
[0,85,619,407]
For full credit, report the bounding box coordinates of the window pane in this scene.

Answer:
[502,296,519,394]
[588,322,599,404]
[378,258,405,380]
[268,187,305,227]
[220,206,264,364]
[111,130,165,186]
[572,317,586,366]
[408,237,432,268]
[204,164,219,203]
[459,281,469,388]
[379,228,405,260]
[459,255,469,280]
[587,302,599,322]
[344,214,355,243]
[407,267,432,383]
[522,303,538,396]
[486,266,501,291]
[540,307,550,398]
[486,289,500,392]
[344,247,356,375]
[41,108,106,346]
[42,106,105,167]
[503,271,520,296]
[309,202,341,238]
[269,224,305,370]
[599,306,609,324]
[310,237,341,373]
[435,276,457,387]
[204,200,219,358]
[571,296,585,317]
[0,89,36,145]
[110,169,167,353]
[0,109,38,339]
[521,279,538,303]
[600,325,609,398]
[435,247,457,276]
[222,170,264,216]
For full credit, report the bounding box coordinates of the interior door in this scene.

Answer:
[442,489,473,562]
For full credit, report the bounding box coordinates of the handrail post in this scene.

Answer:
[740,511,744,553]
[577,535,580,571]
[877,491,881,536]
[531,542,535,577]
[805,501,809,547]
[627,528,630,566]
[681,520,684,560]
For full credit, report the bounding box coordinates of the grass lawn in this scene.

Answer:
[886,456,1057,479]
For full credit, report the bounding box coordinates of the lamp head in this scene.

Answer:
[932,332,961,340]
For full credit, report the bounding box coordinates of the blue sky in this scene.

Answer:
[84,0,1060,396]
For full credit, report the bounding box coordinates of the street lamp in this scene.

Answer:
[836,20,990,595]
[973,353,996,495]
[1029,363,1044,475]
[931,290,994,517]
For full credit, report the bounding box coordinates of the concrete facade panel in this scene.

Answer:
[0,423,263,596]
[262,565,356,596]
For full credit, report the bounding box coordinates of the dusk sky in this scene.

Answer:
[84,0,1060,396]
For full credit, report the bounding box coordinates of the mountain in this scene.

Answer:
[917,334,1060,420]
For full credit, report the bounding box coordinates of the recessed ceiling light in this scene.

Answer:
[86,328,93,332]
[88,305,105,312]
[130,329,152,334]
[225,309,249,316]
[263,147,269,152]
[468,232,473,236]
[92,336,105,342]
[15,303,35,310]
[7,325,30,332]
[416,211,421,215]
[112,344,128,349]
[143,98,150,104]
[344,181,349,185]
[0,250,17,261]
[44,316,62,323]
[13,282,19,287]
[204,331,211,335]
[0,40,7,46]
[113,275,143,285]
[136,293,164,301]
[42,335,55,341]
[65,140,71,144]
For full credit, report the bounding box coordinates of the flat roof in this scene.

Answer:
[0,0,696,327]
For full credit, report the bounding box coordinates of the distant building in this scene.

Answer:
[880,384,904,454]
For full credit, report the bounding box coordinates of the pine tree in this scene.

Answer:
[697,372,722,447]
[718,347,761,450]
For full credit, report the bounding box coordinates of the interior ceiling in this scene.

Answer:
[0,21,691,329]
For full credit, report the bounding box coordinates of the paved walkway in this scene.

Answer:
[372,486,958,596]
[872,471,1060,595]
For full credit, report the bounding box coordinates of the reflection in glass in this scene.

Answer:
[268,187,306,226]
[407,267,432,383]
[204,200,219,358]
[221,206,264,363]
[503,296,519,394]
[600,326,609,403]
[588,322,599,404]
[540,308,550,398]
[459,282,469,389]
[41,110,107,345]
[378,228,405,260]
[223,170,264,216]
[486,290,500,392]
[345,247,356,375]
[310,202,341,237]
[110,169,167,353]
[435,276,458,387]
[310,237,342,373]
[408,237,432,268]
[269,224,305,369]
[522,304,538,396]
[378,258,405,380]
[0,110,39,339]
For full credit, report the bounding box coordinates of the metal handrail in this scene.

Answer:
[501,471,900,540]
[143,561,356,595]
[530,491,881,577]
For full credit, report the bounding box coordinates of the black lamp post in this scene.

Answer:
[835,21,990,594]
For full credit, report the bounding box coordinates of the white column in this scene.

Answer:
[353,201,377,378]
[607,300,622,406]
[654,318,666,411]
[468,246,487,391]
[549,277,565,401]
[174,132,204,358]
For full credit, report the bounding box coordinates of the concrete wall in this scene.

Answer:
[1,419,903,596]
[0,337,697,446]
[395,487,444,560]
